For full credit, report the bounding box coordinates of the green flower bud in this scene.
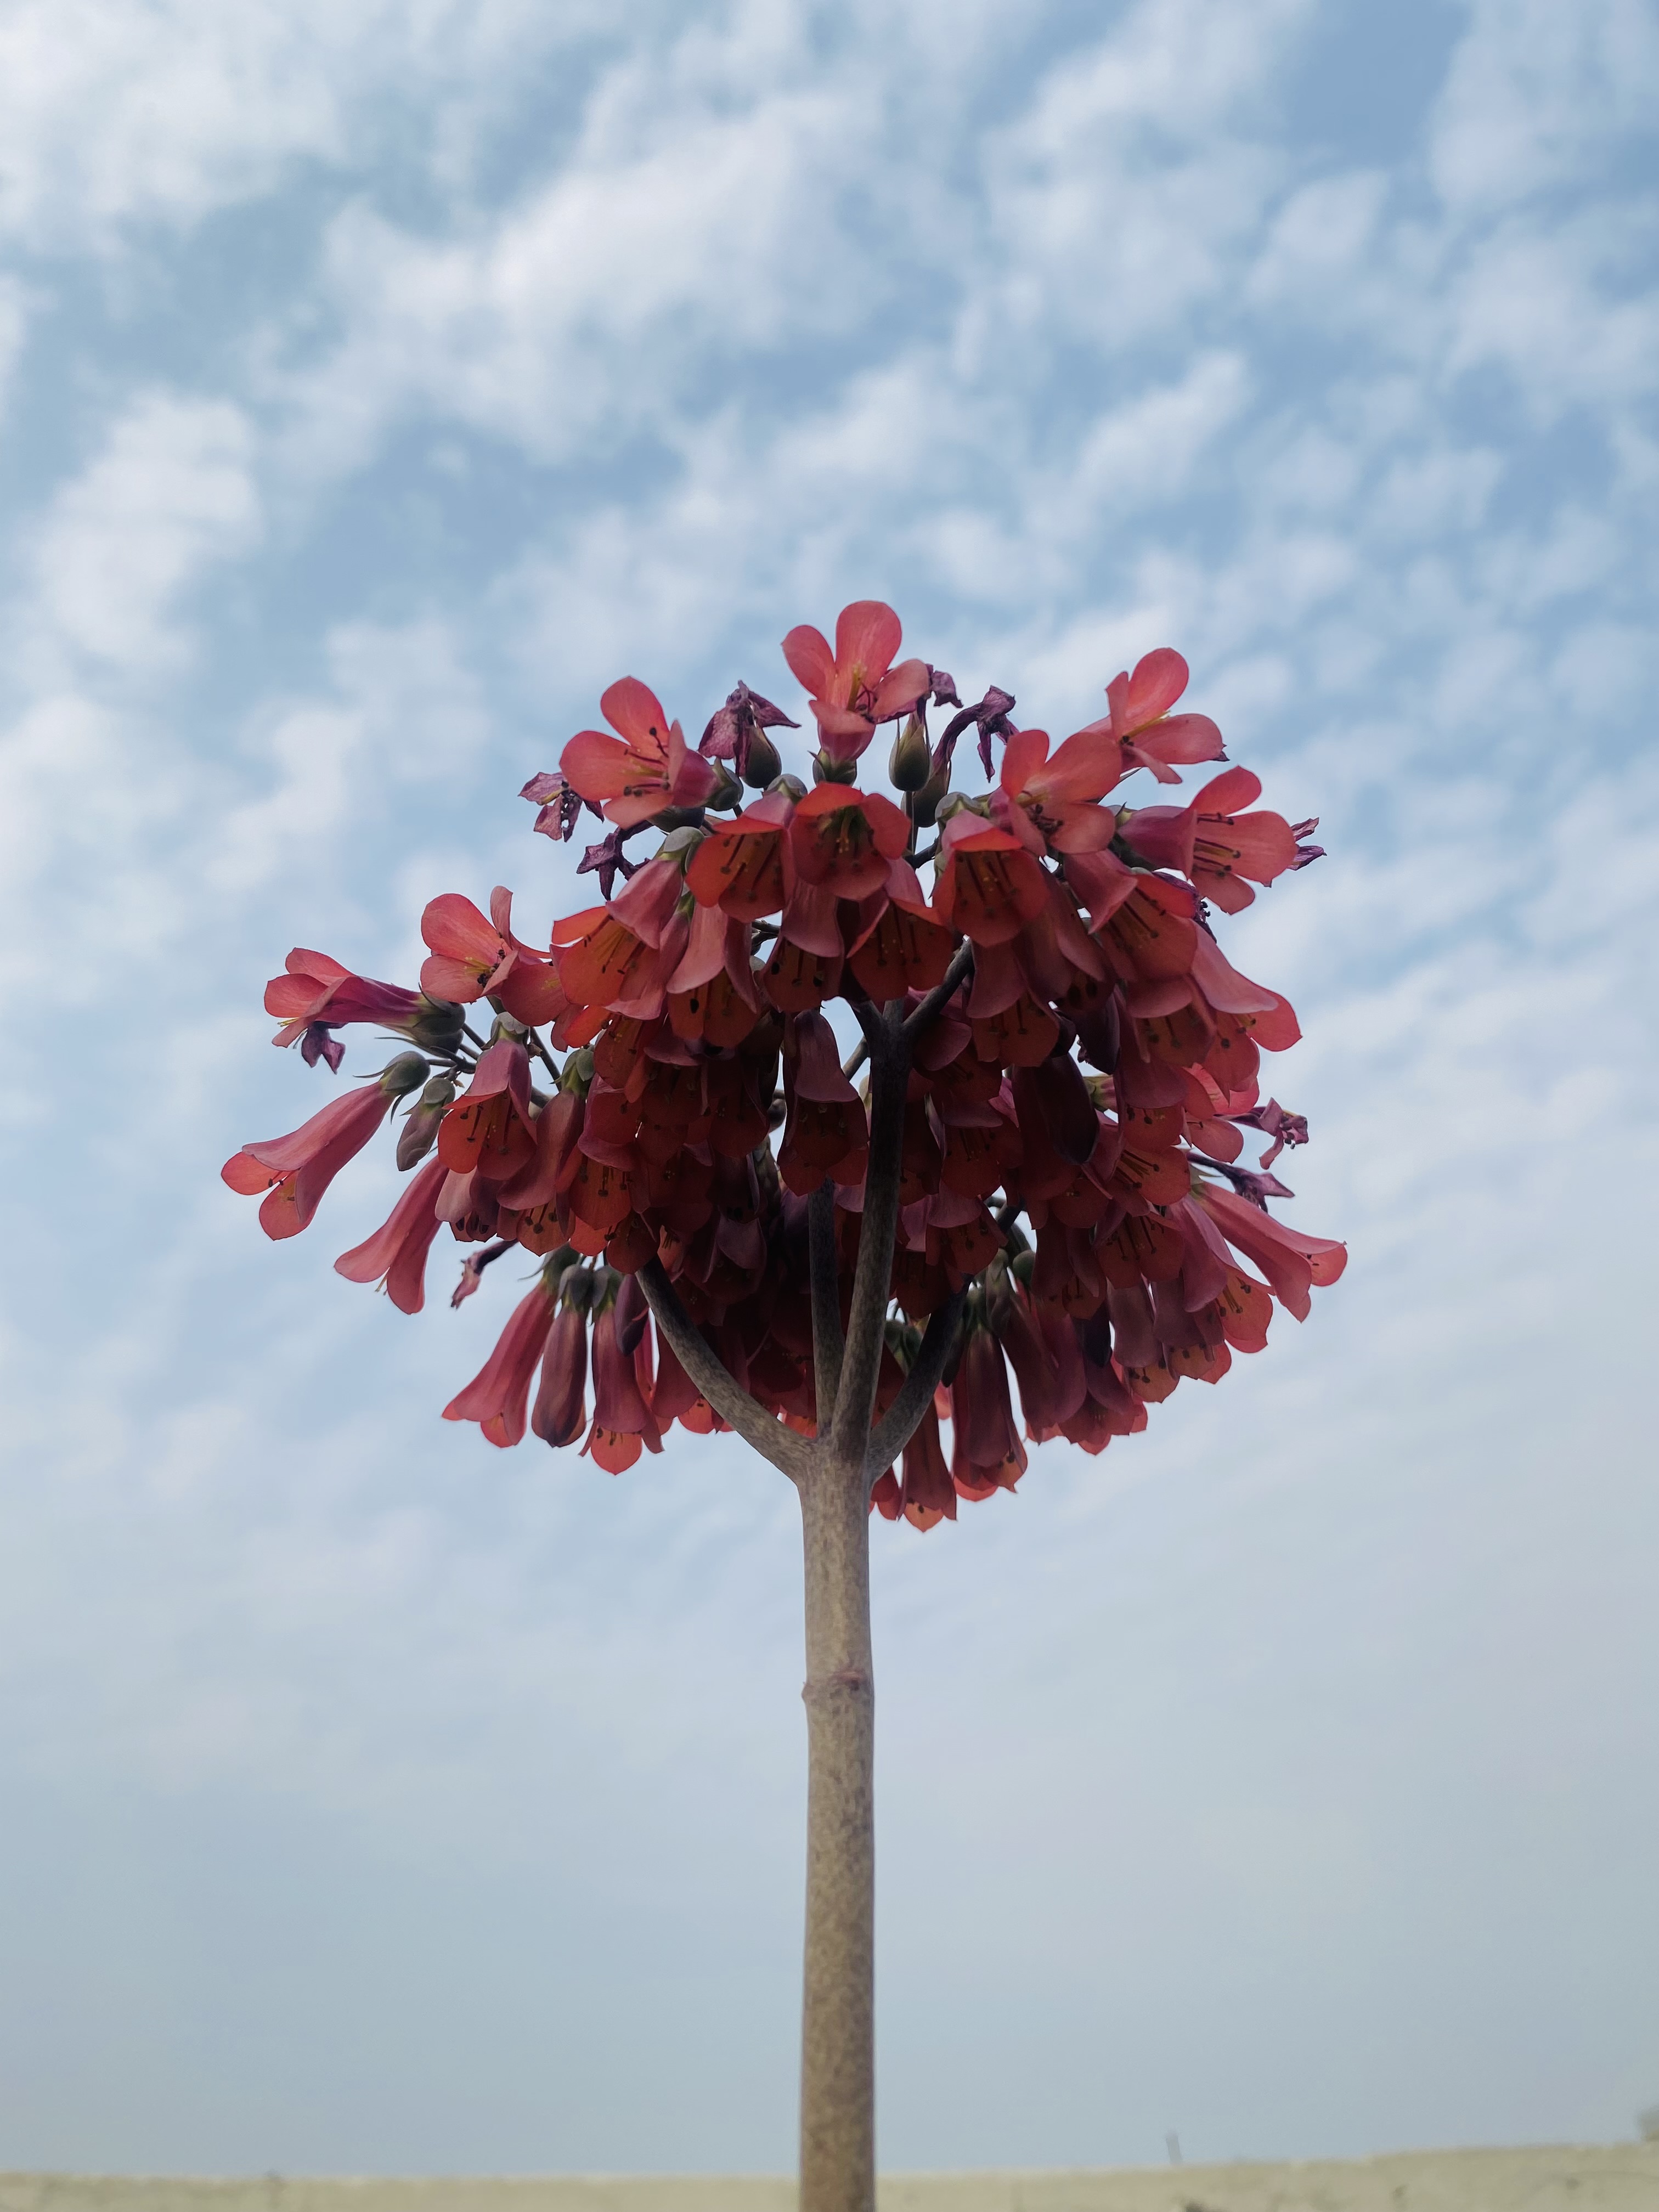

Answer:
[742,730,782,789]
[407,996,465,1054]
[889,713,931,792]
[377,1051,431,1100]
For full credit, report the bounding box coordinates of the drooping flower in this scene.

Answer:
[560,678,722,828]
[685,785,798,919]
[583,1296,663,1472]
[437,1039,538,1186]
[948,1324,1028,1498]
[788,783,910,899]
[781,601,930,766]
[333,1158,448,1312]
[443,1278,558,1448]
[931,814,1051,947]
[531,1299,589,1448]
[222,1058,424,1240]
[778,1009,868,1192]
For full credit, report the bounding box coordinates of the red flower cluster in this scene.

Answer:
[225,602,1341,1523]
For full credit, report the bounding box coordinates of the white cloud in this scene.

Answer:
[21,390,259,675]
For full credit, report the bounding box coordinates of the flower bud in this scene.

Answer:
[378,1052,431,1100]
[1011,1249,1035,1285]
[395,1071,456,1170]
[742,729,782,789]
[909,764,950,828]
[561,1046,596,1096]
[813,749,860,786]
[407,996,466,1054]
[889,712,931,792]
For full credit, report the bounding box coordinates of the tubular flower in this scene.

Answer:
[222,1058,421,1240]
[225,608,1342,1536]
[782,600,930,766]
[443,1277,558,1448]
[948,1325,1028,1499]
[265,950,422,1068]
[561,677,722,828]
[1120,766,1323,911]
[334,1158,448,1312]
[686,784,798,919]
[932,814,1051,946]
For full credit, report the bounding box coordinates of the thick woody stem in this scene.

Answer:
[809,1180,844,1435]
[828,1032,911,1463]
[864,1286,966,1482]
[637,1260,809,1481]
[797,1454,876,2212]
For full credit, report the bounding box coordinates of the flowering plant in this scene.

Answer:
[225,600,1342,2211]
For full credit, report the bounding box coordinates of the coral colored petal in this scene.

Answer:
[561,729,639,803]
[782,625,837,696]
[834,600,901,679]
[600,677,672,751]
[420,954,487,1003]
[421,892,500,963]
[1133,713,1224,767]
[870,657,929,720]
[1122,648,1189,729]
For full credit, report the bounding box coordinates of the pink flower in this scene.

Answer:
[419,888,569,1028]
[994,727,1125,854]
[788,783,910,899]
[1120,766,1321,911]
[898,1403,956,1531]
[685,785,798,919]
[443,1280,557,1448]
[560,678,721,829]
[333,1158,448,1313]
[437,1039,538,1186]
[583,1297,663,1473]
[932,815,1052,947]
[1077,648,1226,787]
[265,950,422,1067]
[781,601,930,765]
[532,1301,589,1448]
[222,1076,399,1240]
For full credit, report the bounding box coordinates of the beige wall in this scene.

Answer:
[4,2146,1658,2212]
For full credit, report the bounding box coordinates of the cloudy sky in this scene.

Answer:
[1,0,1656,2179]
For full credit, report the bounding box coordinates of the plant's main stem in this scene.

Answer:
[797,1450,876,2212]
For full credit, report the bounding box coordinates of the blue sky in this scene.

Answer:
[1,0,1656,2177]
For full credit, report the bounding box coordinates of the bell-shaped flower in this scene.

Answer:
[781,600,930,766]
[442,1279,558,1447]
[1000,1289,1087,1440]
[788,783,909,900]
[994,727,1125,854]
[334,1158,448,1312]
[531,1300,589,1447]
[686,785,798,919]
[1120,766,1320,911]
[554,854,691,1019]
[222,1069,408,1240]
[778,1009,869,1191]
[437,1037,538,1188]
[932,813,1052,947]
[560,677,720,829]
[845,857,956,998]
[1195,1183,1347,1321]
[898,1403,957,1531]
[265,950,421,1054]
[666,904,763,1048]
[583,1297,663,1472]
[761,880,843,1013]
[948,1325,1028,1499]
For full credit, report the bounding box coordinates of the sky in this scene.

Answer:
[0,0,1656,2180]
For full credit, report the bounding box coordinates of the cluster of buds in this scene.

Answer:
[224,600,1341,1526]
